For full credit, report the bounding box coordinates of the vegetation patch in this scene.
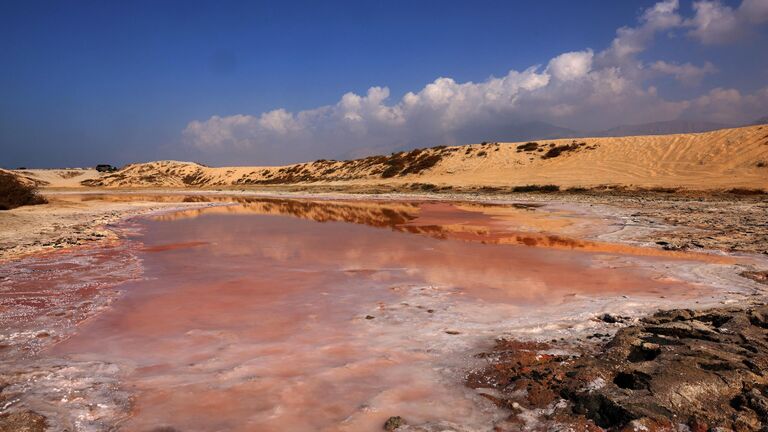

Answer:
[0,171,47,210]
[648,187,680,193]
[512,184,560,193]
[380,149,444,178]
[59,170,84,179]
[408,182,440,191]
[516,142,539,152]
[726,188,766,195]
[182,171,208,186]
[541,141,586,159]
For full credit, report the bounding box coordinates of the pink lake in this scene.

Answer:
[39,197,721,431]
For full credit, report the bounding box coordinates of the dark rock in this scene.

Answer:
[467,304,768,430]
[383,416,405,431]
[0,411,47,432]
[613,370,652,390]
[750,307,768,328]
[627,342,662,362]
[742,271,768,285]
[599,313,620,323]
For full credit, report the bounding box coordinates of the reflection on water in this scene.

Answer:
[147,196,730,262]
[41,197,722,431]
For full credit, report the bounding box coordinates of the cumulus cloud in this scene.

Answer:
[602,0,682,62]
[687,0,768,44]
[182,0,768,164]
[547,50,594,81]
[684,87,768,123]
[649,60,716,84]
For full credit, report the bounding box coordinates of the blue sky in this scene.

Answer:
[2,0,767,167]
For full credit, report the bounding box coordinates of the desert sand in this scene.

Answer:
[13,124,768,191]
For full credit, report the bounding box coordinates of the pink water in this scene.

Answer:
[43,198,714,431]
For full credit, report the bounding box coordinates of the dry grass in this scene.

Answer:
[0,171,47,210]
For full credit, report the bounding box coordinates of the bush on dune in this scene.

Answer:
[0,171,47,210]
[512,184,560,193]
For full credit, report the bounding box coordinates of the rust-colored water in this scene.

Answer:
[43,198,717,431]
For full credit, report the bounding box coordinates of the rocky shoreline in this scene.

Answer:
[464,304,768,431]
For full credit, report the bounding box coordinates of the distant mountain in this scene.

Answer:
[749,116,768,126]
[351,121,580,158]
[592,120,732,137]
[452,121,580,145]
[498,121,580,141]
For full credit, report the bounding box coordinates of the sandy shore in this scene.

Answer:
[0,194,226,261]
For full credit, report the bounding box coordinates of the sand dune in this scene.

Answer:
[11,168,102,188]
[19,124,768,191]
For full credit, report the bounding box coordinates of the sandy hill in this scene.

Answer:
[12,169,102,188]
[24,124,768,191]
[0,169,35,188]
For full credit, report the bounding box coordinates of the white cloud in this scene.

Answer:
[685,86,768,123]
[258,109,298,134]
[602,0,682,62]
[650,60,716,84]
[182,0,768,164]
[547,50,594,81]
[687,0,768,44]
[741,0,768,23]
